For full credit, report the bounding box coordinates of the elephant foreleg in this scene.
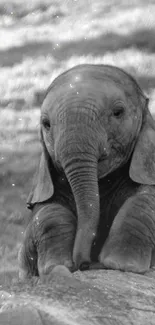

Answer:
[18,220,39,280]
[99,189,155,273]
[36,204,76,279]
[19,203,76,281]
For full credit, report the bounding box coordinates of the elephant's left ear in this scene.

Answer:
[129,107,155,185]
[27,148,54,209]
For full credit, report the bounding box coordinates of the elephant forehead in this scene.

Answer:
[50,64,144,101]
[43,80,127,114]
[42,64,144,118]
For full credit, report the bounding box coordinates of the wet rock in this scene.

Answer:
[0,269,155,324]
[0,305,43,325]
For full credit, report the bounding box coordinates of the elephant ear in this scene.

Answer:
[129,108,155,185]
[27,137,54,209]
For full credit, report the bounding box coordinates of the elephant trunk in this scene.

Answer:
[62,152,100,269]
[55,117,108,269]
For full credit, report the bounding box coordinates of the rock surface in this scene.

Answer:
[0,268,155,325]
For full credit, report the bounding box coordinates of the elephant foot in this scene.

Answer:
[99,234,152,273]
[38,257,76,283]
[40,265,73,284]
[39,261,75,283]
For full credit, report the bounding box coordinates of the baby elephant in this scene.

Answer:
[19,63,155,280]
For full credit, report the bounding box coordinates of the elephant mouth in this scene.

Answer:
[98,157,114,179]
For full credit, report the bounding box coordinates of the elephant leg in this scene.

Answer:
[99,192,155,273]
[18,219,39,280]
[36,203,76,280]
[19,203,76,280]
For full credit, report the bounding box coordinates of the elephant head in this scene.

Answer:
[27,64,155,270]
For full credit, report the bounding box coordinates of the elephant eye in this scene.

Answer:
[113,107,124,118]
[42,118,50,131]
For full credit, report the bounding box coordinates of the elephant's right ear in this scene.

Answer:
[27,147,54,210]
[129,108,155,185]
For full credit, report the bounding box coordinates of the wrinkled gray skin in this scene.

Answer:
[19,64,155,280]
